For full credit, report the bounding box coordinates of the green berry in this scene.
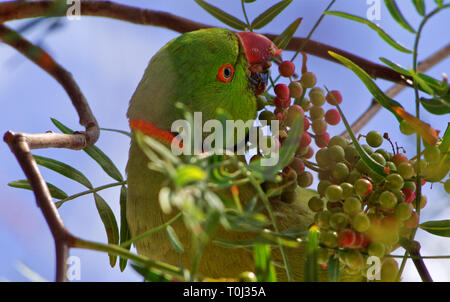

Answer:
[352,213,370,232]
[397,162,414,179]
[391,189,405,203]
[379,191,397,209]
[317,247,330,265]
[368,241,385,258]
[325,184,344,201]
[317,210,332,229]
[329,145,345,162]
[297,171,313,187]
[380,258,399,282]
[289,81,303,98]
[310,106,325,120]
[399,120,415,135]
[300,72,317,88]
[311,118,327,135]
[256,96,267,111]
[424,146,441,164]
[332,162,350,181]
[296,97,311,111]
[329,212,349,230]
[371,152,387,166]
[308,196,324,212]
[366,131,383,148]
[328,136,347,148]
[395,202,412,221]
[375,149,390,161]
[238,271,257,282]
[386,173,404,190]
[319,231,338,248]
[344,250,364,270]
[344,145,360,163]
[385,161,397,174]
[341,182,354,198]
[259,110,275,123]
[309,88,325,106]
[362,144,374,155]
[403,181,416,191]
[347,170,362,184]
[354,178,373,197]
[317,180,333,197]
[343,197,362,216]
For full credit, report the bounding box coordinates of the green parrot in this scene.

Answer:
[126,28,358,281]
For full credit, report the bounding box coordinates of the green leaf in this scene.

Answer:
[420,94,450,115]
[379,57,411,77]
[119,185,131,272]
[327,256,340,282]
[33,155,93,189]
[244,0,257,3]
[251,0,293,30]
[8,179,68,200]
[273,18,303,50]
[435,0,444,8]
[254,244,277,282]
[131,264,172,282]
[384,0,416,33]
[166,225,184,253]
[304,226,319,282]
[101,128,131,138]
[51,118,124,182]
[324,86,387,177]
[412,0,426,16]
[94,193,119,267]
[325,11,412,53]
[194,0,248,30]
[439,124,450,154]
[249,114,303,180]
[419,220,450,237]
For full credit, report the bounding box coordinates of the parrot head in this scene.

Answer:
[127,28,280,139]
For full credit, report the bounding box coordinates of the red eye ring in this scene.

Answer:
[217,64,234,83]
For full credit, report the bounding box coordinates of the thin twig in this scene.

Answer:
[399,239,433,282]
[1,23,99,281]
[0,0,420,87]
[341,43,450,138]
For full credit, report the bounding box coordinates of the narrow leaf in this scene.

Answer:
[325,11,412,53]
[412,0,426,16]
[419,220,450,237]
[249,114,303,180]
[327,256,340,282]
[384,0,416,33]
[435,0,444,8]
[94,193,119,267]
[119,185,131,272]
[273,18,303,50]
[51,118,124,182]
[166,225,184,253]
[304,226,319,282]
[251,0,293,30]
[254,244,276,282]
[329,52,439,145]
[131,264,172,282]
[194,0,248,30]
[325,87,387,177]
[379,57,411,77]
[101,128,131,138]
[439,124,450,154]
[420,95,450,115]
[33,155,93,189]
[8,179,68,200]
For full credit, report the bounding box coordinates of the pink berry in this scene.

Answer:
[276,113,283,121]
[392,153,408,167]
[338,229,356,248]
[325,109,341,125]
[402,188,416,204]
[279,61,295,77]
[290,158,305,175]
[326,90,343,105]
[316,132,330,148]
[303,116,310,131]
[274,84,290,100]
[351,232,365,249]
[300,132,312,147]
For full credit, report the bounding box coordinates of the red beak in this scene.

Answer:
[237,32,282,64]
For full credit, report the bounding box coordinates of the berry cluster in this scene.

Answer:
[310,131,427,281]
[257,60,344,203]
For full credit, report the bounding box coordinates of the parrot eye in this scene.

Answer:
[217,64,234,83]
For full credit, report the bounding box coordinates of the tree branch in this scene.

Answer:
[0,0,417,87]
[1,23,99,281]
[399,238,433,282]
[341,43,450,137]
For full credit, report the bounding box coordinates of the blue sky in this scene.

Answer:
[0,0,449,281]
